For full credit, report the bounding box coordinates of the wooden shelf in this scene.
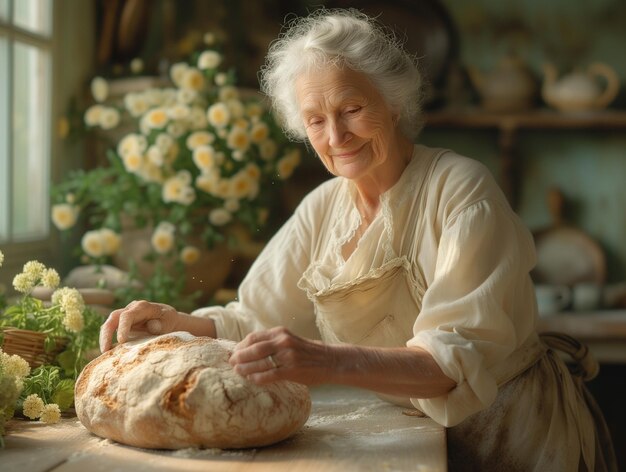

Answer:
[423,108,626,208]
[425,108,626,130]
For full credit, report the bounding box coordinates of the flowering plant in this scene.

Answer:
[0,250,103,445]
[51,33,301,304]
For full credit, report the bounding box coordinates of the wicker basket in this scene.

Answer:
[0,327,68,368]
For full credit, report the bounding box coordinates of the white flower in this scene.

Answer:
[229,171,257,199]
[195,171,220,195]
[214,72,228,86]
[277,148,301,180]
[121,153,144,173]
[177,88,197,105]
[162,172,195,205]
[180,246,201,265]
[167,104,190,120]
[207,102,230,128]
[84,104,104,127]
[81,228,121,257]
[100,228,121,255]
[130,57,144,74]
[250,122,269,143]
[170,62,189,87]
[12,272,33,293]
[117,133,146,157]
[155,133,175,153]
[186,131,214,150]
[24,261,46,280]
[209,208,232,226]
[40,403,61,424]
[0,249,4,267]
[51,204,79,230]
[124,92,150,117]
[51,286,85,332]
[1,351,30,379]
[147,145,164,166]
[192,145,216,171]
[198,50,222,69]
[81,230,105,258]
[187,106,208,130]
[90,76,108,103]
[99,107,121,130]
[23,394,45,420]
[144,107,169,129]
[180,68,205,91]
[151,226,175,254]
[218,86,239,101]
[226,127,250,152]
[41,268,60,289]
[156,221,176,234]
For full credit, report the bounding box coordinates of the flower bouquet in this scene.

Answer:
[52,32,302,307]
[0,250,103,445]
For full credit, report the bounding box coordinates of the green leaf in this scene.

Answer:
[52,379,75,411]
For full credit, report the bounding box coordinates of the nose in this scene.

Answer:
[328,118,351,147]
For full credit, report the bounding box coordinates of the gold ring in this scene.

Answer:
[268,354,278,369]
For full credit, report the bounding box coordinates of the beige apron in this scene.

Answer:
[299,148,616,471]
[304,149,442,351]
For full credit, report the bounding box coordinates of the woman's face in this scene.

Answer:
[295,65,397,181]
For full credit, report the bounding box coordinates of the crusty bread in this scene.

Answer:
[74,332,311,449]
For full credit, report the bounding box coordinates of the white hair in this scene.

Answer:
[259,8,424,142]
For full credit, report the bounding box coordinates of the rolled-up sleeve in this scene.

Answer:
[192,203,320,342]
[407,198,536,426]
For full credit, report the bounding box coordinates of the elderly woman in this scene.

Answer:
[99,9,616,471]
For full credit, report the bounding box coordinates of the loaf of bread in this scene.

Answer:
[74,332,311,449]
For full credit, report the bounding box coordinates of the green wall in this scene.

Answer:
[421,0,626,282]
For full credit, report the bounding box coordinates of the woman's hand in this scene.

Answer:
[99,300,182,353]
[229,326,332,386]
[229,326,456,398]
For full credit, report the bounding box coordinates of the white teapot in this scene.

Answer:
[542,62,620,112]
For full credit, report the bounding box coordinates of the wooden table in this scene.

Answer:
[2,385,447,471]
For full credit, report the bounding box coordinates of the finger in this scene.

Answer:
[233,330,274,351]
[99,310,122,352]
[233,355,278,377]
[230,339,275,366]
[146,319,163,335]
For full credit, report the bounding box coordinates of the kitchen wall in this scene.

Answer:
[421,0,626,283]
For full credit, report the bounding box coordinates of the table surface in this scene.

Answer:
[2,385,447,472]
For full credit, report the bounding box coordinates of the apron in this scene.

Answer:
[302,148,443,350]
[298,147,616,471]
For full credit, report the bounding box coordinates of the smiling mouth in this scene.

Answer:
[332,144,365,158]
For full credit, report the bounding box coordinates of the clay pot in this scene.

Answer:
[112,223,233,303]
[467,54,538,112]
[542,62,620,113]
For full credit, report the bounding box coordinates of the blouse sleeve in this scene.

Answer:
[191,199,320,342]
[407,196,537,427]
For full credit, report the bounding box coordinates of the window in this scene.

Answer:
[0,0,53,245]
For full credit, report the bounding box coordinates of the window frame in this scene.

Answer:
[0,0,59,285]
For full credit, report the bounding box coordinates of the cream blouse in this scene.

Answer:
[193,144,539,426]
